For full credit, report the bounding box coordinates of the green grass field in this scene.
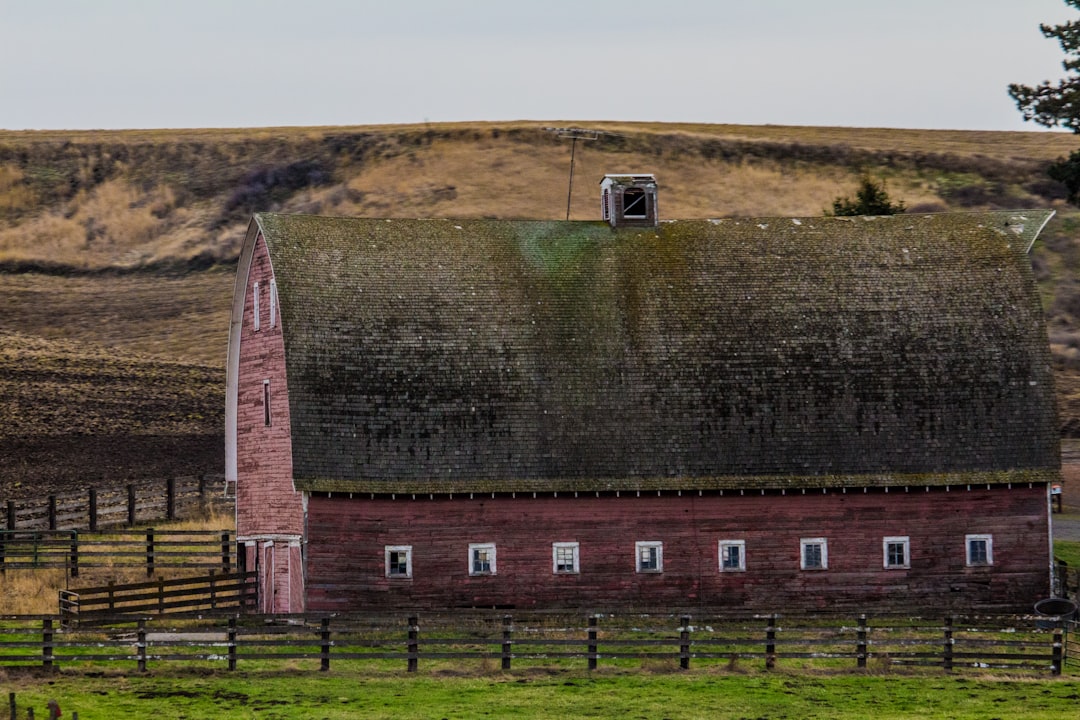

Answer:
[5,669,1080,719]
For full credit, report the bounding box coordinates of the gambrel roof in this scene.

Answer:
[246,211,1059,493]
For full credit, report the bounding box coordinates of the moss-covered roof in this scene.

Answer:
[253,211,1059,492]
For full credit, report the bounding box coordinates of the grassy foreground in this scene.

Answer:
[5,669,1080,719]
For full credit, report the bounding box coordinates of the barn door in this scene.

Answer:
[261,542,275,613]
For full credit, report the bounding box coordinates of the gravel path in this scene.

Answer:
[1053,515,1080,542]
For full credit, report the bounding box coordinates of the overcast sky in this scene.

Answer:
[0,0,1076,132]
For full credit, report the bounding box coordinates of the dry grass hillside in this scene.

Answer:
[2,120,1079,496]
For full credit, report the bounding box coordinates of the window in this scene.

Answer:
[966,534,993,566]
[622,187,647,218]
[800,538,828,570]
[718,540,746,572]
[252,281,261,331]
[263,379,272,427]
[552,542,579,574]
[269,279,277,328]
[635,541,663,573]
[469,543,496,576]
[883,536,910,569]
[385,545,412,578]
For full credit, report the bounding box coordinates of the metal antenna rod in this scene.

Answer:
[566,135,578,221]
[543,127,608,220]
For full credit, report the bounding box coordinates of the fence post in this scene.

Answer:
[137,619,147,672]
[502,615,513,670]
[407,615,419,672]
[6,500,15,531]
[88,489,97,532]
[42,618,54,669]
[320,617,331,671]
[166,477,176,521]
[0,531,5,575]
[765,615,777,670]
[209,569,217,610]
[127,484,136,527]
[1052,629,1063,676]
[679,615,691,670]
[943,616,954,672]
[146,528,155,577]
[157,577,165,614]
[69,530,78,579]
[47,497,57,531]
[222,532,231,573]
[107,580,115,612]
[857,614,867,669]
[9,691,15,720]
[588,615,598,670]
[228,617,237,671]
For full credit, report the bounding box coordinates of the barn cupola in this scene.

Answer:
[600,174,658,228]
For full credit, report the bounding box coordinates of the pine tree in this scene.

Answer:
[1008,0,1080,132]
[829,176,906,216]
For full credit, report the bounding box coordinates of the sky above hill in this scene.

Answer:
[1,0,1076,132]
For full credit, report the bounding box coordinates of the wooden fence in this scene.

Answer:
[58,571,256,622]
[0,612,1068,675]
[1063,619,1080,671]
[1,474,232,532]
[0,529,236,578]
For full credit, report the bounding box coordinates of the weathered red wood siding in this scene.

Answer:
[305,485,1049,613]
[236,232,304,611]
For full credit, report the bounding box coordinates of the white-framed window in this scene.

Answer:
[252,281,261,331]
[385,545,412,578]
[800,538,828,570]
[966,534,993,566]
[883,536,910,569]
[635,541,663,573]
[552,542,579,574]
[718,540,746,572]
[263,379,272,427]
[469,543,496,576]
[269,279,277,328]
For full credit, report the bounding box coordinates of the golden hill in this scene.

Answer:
[1,120,1079,493]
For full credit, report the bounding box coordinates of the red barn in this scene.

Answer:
[226,177,1059,614]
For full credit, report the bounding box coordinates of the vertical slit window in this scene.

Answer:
[263,379,272,427]
[269,280,277,329]
[252,281,261,331]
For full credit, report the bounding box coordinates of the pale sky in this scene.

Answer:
[0,0,1076,132]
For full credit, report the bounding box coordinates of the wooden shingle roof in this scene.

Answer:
[251,211,1058,493]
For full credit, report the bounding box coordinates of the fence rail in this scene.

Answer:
[0,612,1068,675]
[59,570,256,622]
[0,529,236,578]
[2,474,232,532]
